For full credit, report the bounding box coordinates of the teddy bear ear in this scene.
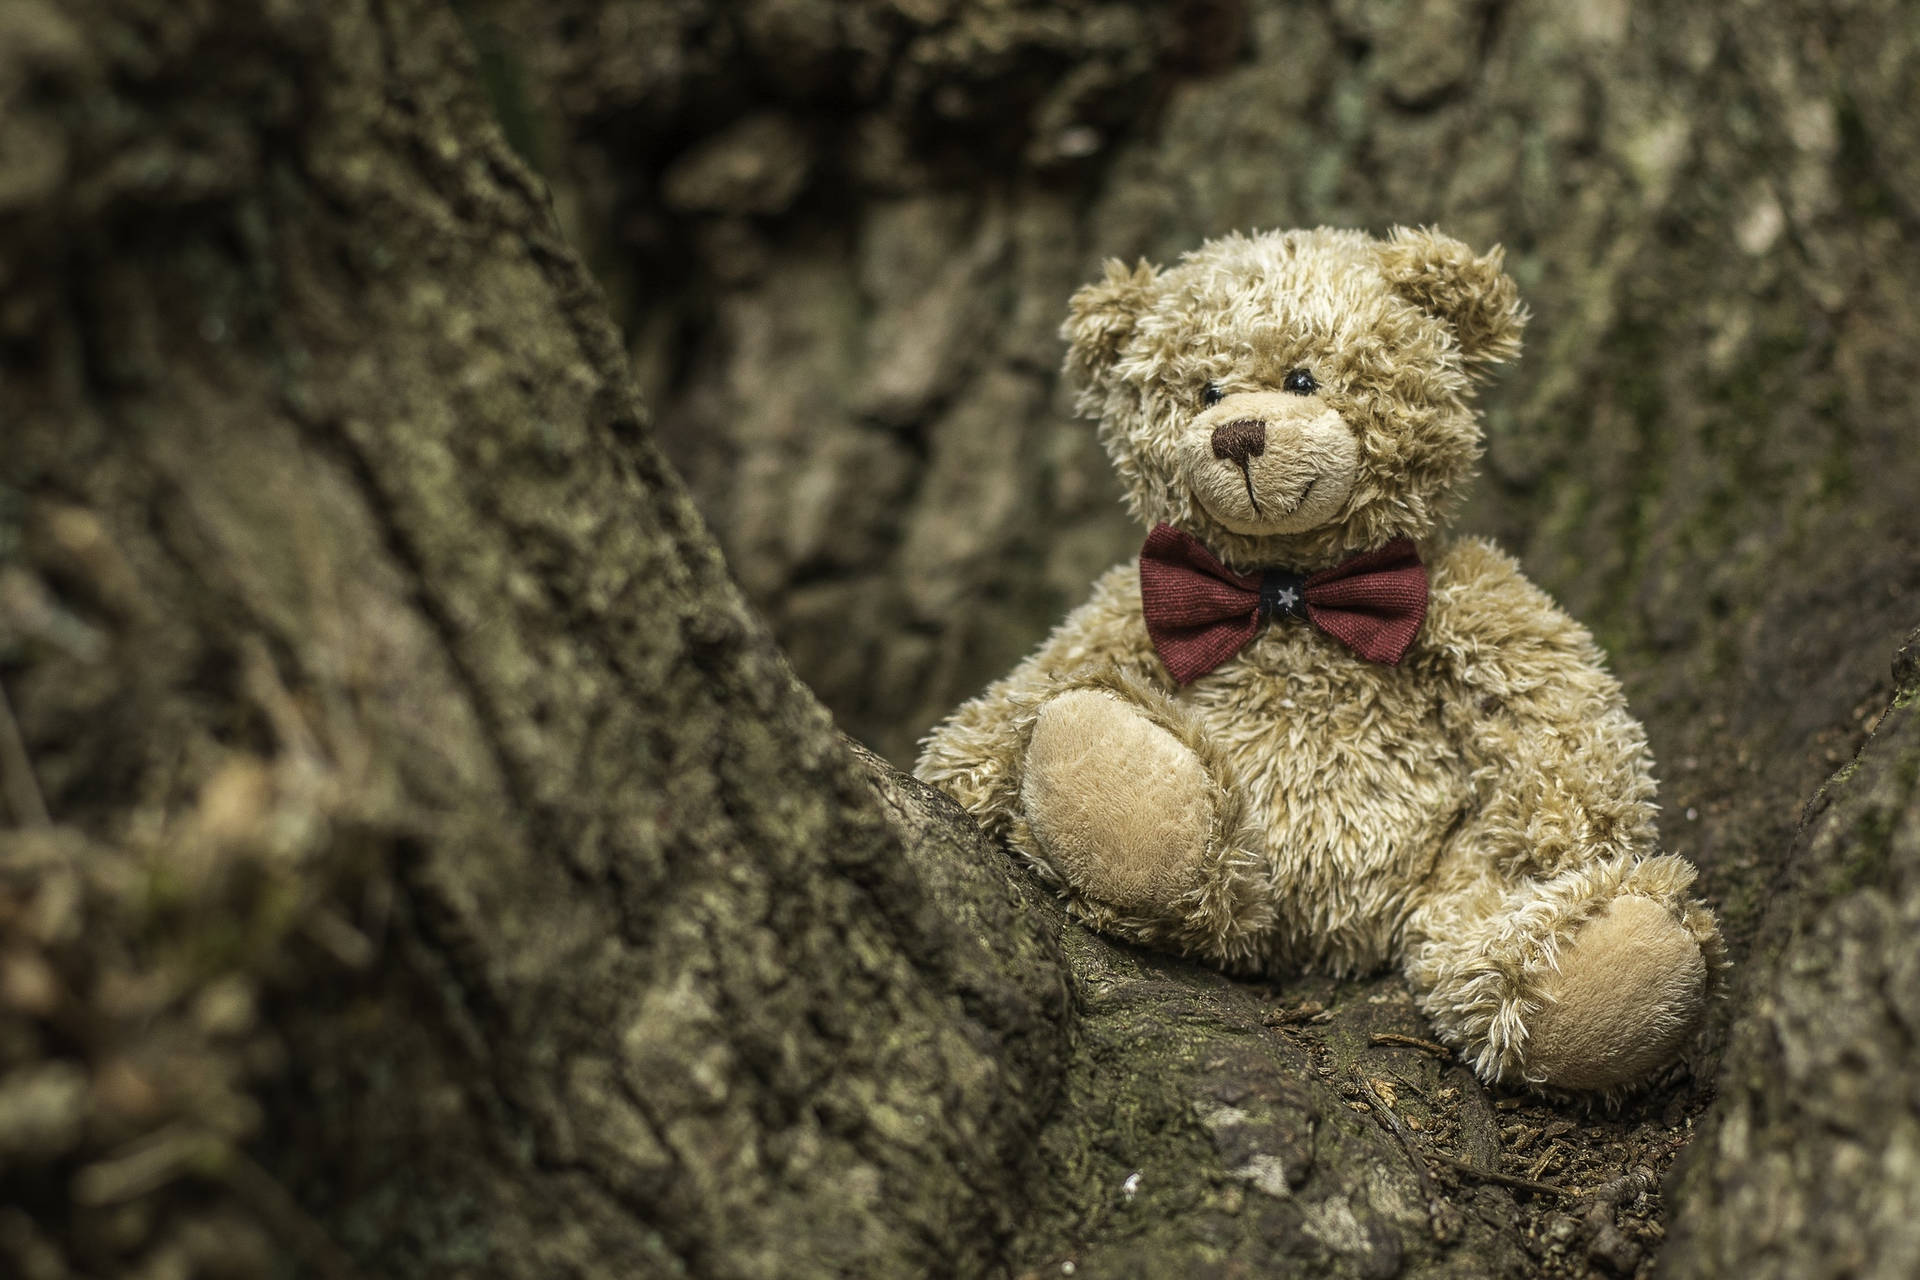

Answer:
[1060,258,1161,393]
[1375,226,1528,372]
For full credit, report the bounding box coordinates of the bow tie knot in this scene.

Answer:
[1138,524,1429,685]
[1259,571,1310,622]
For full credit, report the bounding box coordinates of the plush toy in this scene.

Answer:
[915,227,1725,1092]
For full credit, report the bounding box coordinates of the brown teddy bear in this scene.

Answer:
[915,227,1725,1092]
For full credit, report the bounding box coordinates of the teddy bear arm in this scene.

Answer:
[1429,540,1662,877]
[1017,679,1275,969]
[1455,695,1662,880]
[913,563,1165,832]
[1411,541,1726,1090]
[916,568,1275,967]
[922,666,1276,968]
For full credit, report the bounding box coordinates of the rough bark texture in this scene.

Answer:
[0,1,1072,1274]
[1660,630,1920,1279]
[4,0,1920,1277]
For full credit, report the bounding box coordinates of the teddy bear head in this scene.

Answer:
[1061,226,1526,570]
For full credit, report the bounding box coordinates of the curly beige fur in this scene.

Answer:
[915,227,1723,1092]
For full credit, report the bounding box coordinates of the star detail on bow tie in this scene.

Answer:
[1138,523,1429,684]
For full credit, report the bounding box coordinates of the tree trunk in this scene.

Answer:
[4,0,1920,1277]
[0,0,1061,1273]
[1659,629,1920,1279]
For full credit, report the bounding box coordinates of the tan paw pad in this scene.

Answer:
[1526,895,1708,1091]
[1021,689,1213,912]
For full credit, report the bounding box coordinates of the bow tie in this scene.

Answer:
[1138,523,1428,685]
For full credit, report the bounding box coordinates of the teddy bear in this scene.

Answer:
[914,226,1726,1092]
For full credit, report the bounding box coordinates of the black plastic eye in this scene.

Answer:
[1283,368,1318,395]
[1202,382,1225,406]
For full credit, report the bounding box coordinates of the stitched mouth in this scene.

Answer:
[1226,470,1315,522]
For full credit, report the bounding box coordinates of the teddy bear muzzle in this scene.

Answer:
[1183,390,1360,536]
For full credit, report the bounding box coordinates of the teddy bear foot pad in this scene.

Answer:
[1525,896,1708,1091]
[1021,689,1213,913]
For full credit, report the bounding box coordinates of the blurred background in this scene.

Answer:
[456,0,1920,952]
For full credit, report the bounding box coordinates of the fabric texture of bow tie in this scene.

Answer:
[1138,523,1429,685]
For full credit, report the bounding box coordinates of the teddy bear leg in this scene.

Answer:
[1406,855,1723,1092]
[1522,895,1708,1091]
[1019,686,1270,967]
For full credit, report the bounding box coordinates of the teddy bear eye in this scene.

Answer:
[1283,368,1318,395]
[1202,382,1225,406]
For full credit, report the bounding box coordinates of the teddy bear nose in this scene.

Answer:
[1210,419,1267,467]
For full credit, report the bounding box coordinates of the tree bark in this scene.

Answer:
[1659,629,1920,1279]
[0,1,1067,1274]
[5,0,1920,1277]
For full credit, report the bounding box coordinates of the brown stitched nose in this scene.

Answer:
[1210,419,1267,467]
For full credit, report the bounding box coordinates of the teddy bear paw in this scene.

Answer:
[1020,688,1214,914]
[1524,895,1708,1091]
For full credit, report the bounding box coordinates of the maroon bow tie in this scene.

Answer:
[1138,523,1429,684]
